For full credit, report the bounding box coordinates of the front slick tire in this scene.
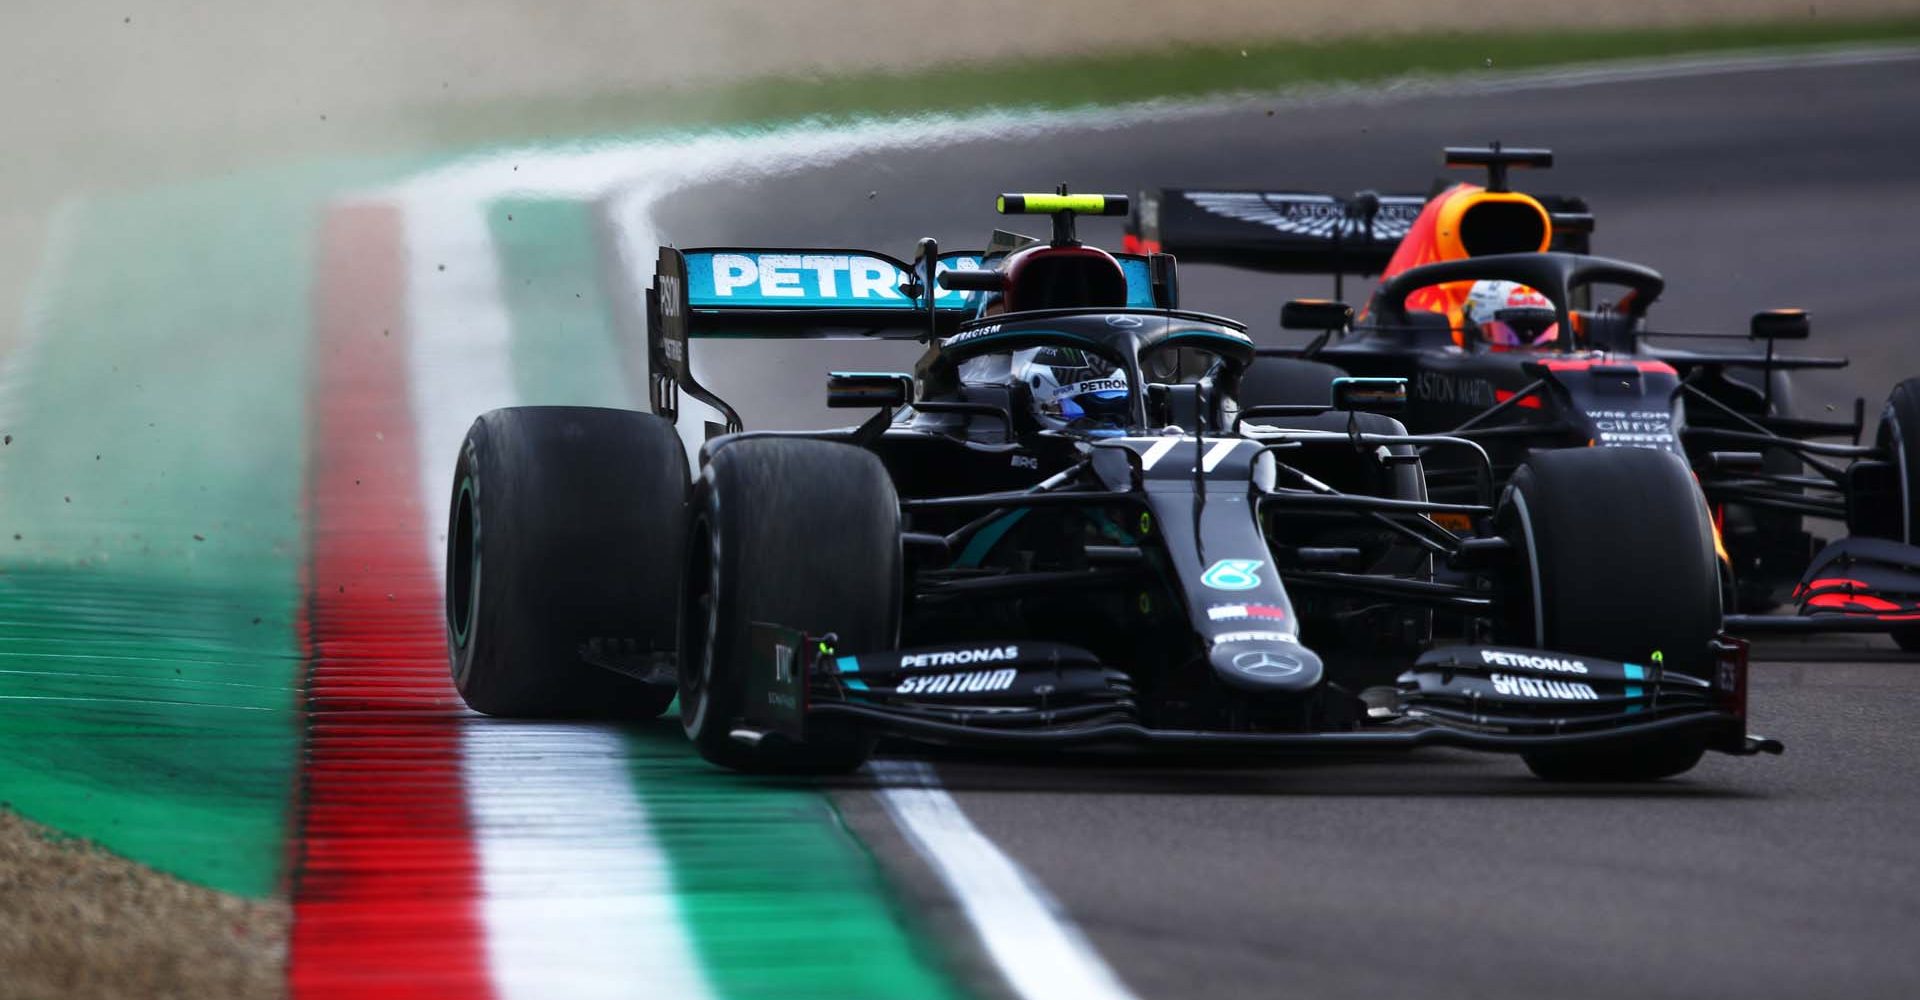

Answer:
[448,406,684,719]
[680,438,900,774]
[1876,378,1920,651]
[1499,448,1722,782]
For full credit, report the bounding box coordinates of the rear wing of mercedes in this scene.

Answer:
[646,245,1166,431]
[1124,189,1593,275]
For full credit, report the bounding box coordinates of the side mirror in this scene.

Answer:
[1148,252,1179,309]
[1708,451,1766,473]
[938,269,1007,292]
[1331,376,1407,413]
[1751,309,1809,340]
[1548,211,1596,236]
[1281,298,1353,332]
[827,371,912,409]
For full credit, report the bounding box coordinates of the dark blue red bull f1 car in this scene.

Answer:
[1128,144,1920,649]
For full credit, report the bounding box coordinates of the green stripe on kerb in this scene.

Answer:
[0,571,300,894]
[489,199,631,408]
[0,187,311,896]
[625,727,963,1000]
[0,161,420,896]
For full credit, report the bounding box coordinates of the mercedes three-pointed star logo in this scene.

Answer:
[1231,650,1303,677]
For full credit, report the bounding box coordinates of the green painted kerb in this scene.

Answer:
[0,160,422,896]
[625,727,965,1000]
[490,199,634,408]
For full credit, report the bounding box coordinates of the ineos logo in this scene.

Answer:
[657,274,682,318]
[1231,650,1302,677]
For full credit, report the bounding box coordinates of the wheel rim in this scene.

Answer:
[1506,487,1547,647]
[681,516,719,737]
[448,477,479,649]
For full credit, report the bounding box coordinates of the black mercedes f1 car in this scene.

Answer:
[443,192,1779,781]
[1128,144,1920,649]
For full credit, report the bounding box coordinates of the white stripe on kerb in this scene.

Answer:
[460,724,717,1000]
[398,196,718,1000]
[871,760,1140,1000]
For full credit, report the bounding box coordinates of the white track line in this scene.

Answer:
[377,43,1920,999]
[872,760,1141,1000]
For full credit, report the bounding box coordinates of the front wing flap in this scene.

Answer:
[742,629,1778,758]
[1727,536,1920,636]
[1395,644,1716,732]
[1793,537,1920,622]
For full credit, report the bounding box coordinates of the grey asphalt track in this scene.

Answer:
[653,54,1920,1000]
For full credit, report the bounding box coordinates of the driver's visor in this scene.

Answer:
[1481,317,1560,348]
[1060,389,1129,416]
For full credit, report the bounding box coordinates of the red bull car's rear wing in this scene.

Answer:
[1124,188,1593,275]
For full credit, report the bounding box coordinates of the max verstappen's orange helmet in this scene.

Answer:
[1464,280,1558,348]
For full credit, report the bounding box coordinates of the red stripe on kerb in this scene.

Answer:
[291,203,494,999]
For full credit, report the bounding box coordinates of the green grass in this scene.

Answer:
[410,16,1920,148]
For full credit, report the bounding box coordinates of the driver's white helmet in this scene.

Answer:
[1010,346,1130,430]
[1465,280,1559,348]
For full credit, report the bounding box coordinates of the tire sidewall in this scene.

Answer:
[1880,379,1920,545]
[448,430,487,692]
[1502,448,1720,670]
[680,475,731,749]
[677,439,899,772]
[447,407,686,718]
[1499,448,1720,781]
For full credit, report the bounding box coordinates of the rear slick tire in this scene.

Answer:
[447,406,685,719]
[679,438,901,773]
[1498,448,1722,782]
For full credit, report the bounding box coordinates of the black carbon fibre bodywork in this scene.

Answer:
[645,237,1781,765]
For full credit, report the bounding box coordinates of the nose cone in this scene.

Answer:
[1207,640,1323,694]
